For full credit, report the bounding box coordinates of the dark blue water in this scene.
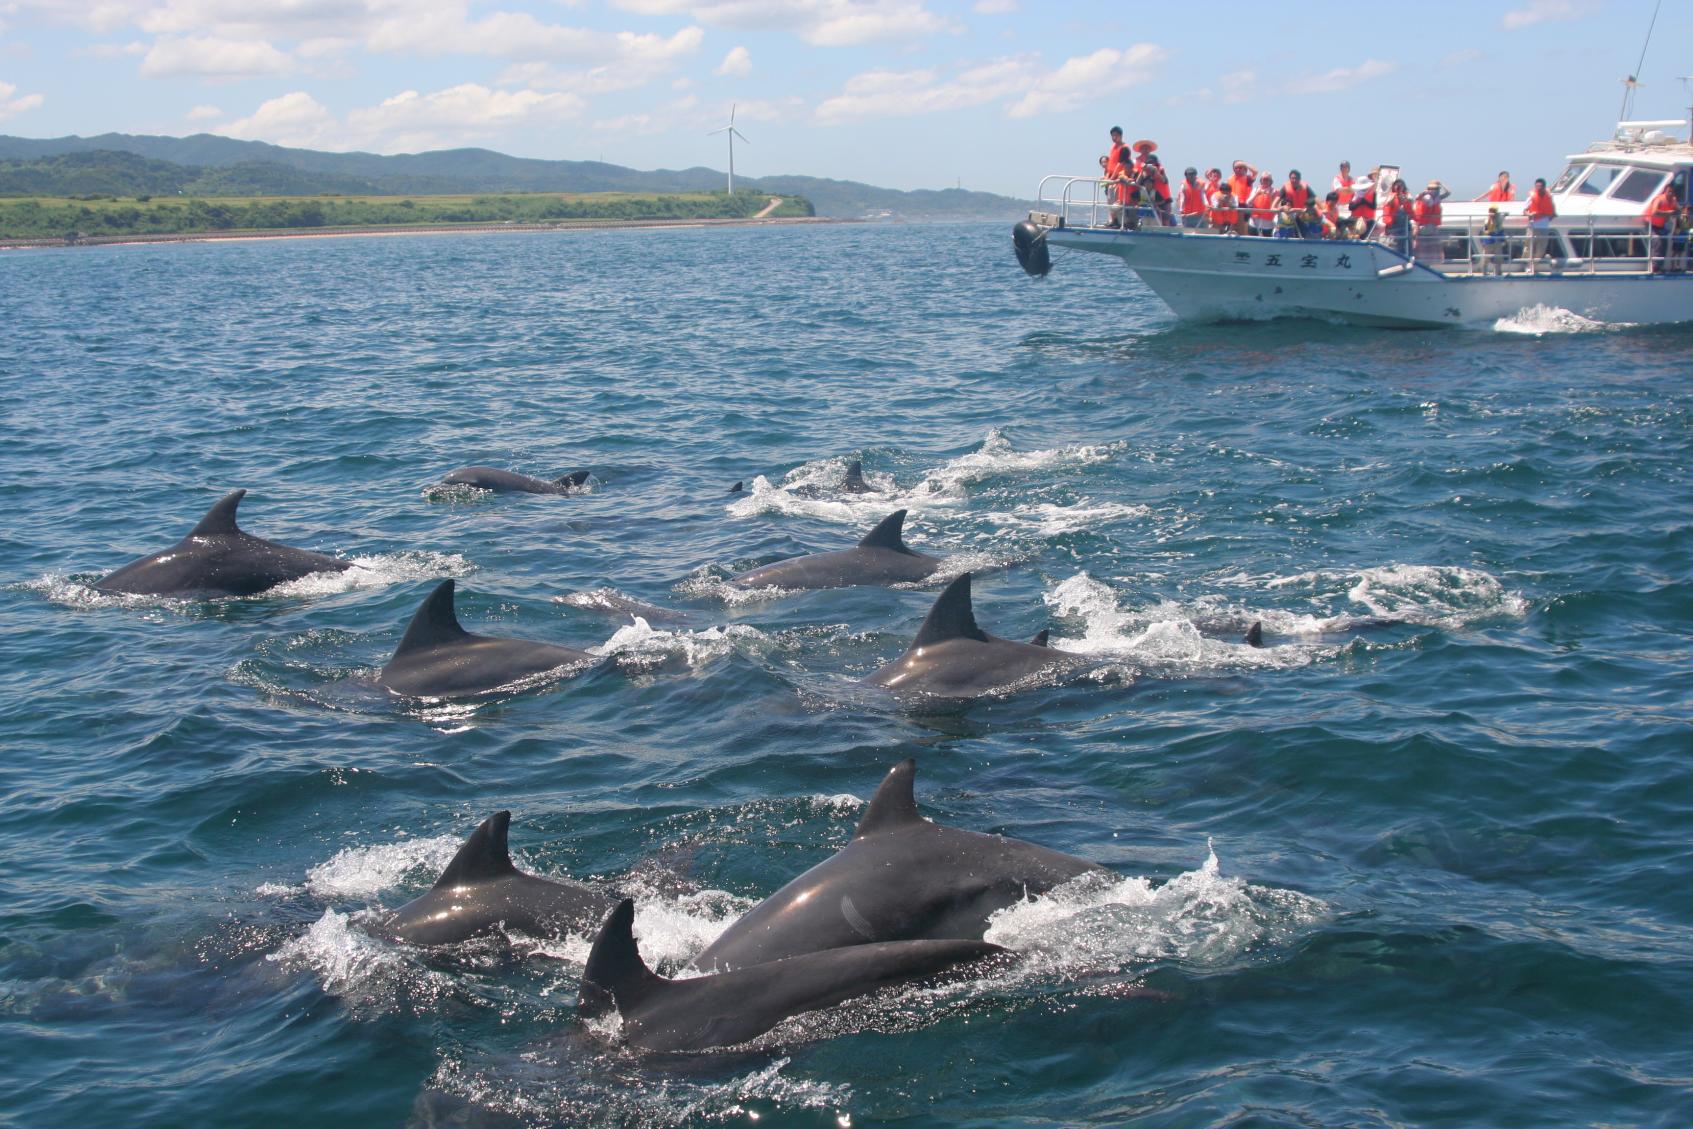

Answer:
[3,223,1690,1127]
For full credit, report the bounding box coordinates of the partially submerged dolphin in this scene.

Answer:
[865,573,1080,697]
[96,489,350,598]
[378,579,594,698]
[581,898,1006,1052]
[441,467,590,495]
[841,459,873,494]
[732,510,942,590]
[384,810,613,945]
[692,759,1107,972]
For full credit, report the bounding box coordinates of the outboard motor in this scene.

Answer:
[1012,220,1052,278]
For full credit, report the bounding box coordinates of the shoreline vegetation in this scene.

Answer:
[0,188,820,248]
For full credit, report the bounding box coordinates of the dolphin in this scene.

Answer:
[96,489,350,598]
[440,467,591,495]
[841,459,873,494]
[580,898,1007,1052]
[864,573,1081,698]
[731,510,942,590]
[377,579,594,698]
[691,759,1107,972]
[383,811,614,945]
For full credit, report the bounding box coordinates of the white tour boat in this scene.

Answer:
[1013,117,1692,328]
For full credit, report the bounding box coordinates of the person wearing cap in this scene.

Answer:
[1176,166,1207,229]
[1247,173,1276,237]
[1479,206,1507,276]
[1412,179,1449,261]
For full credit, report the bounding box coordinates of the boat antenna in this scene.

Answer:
[1619,0,1662,120]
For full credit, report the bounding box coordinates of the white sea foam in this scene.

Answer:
[1042,573,1306,670]
[268,909,452,1005]
[916,428,1122,501]
[590,616,773,670]
[1266,562,1529,627]
[301,833,462,898]
[983,499,1150,537]
[1492,304,1629,335]
[525,887,758,970]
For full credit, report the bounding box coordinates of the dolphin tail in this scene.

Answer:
[581,898,666,1018]
[188,490,247,537]
[857,509,913,554]
[910,573,989,648]
[393,579,472,655]
[433,810,519,888]
[555,471,591,489]
[843,460,869,492]
[1029,628,1050,647]
[854,759,927,838]
[1244,621,1264,647]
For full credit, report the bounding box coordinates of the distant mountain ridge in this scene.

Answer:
[0,132,1027,219]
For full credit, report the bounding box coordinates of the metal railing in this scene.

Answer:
[1034,176,1690,276]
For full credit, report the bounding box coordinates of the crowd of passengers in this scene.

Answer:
[1097,126,1691,271]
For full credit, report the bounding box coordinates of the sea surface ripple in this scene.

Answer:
[2,223,1690,1127]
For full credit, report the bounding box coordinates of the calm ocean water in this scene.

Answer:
[2,222,1690,1127]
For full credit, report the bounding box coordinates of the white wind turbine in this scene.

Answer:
[708,104,749,194]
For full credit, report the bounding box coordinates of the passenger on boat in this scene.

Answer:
[1674,205,1692,272]
[1524,177,1557,274]
[1379,179,1413,256]
[1645,182,1680,273]
[1177,167,1207,229]
[1140,154,1173,225]
[1202,168,1224,207]
[1228,161,1258,207]
[1332,161,1355,210]
[1301,198,1332,240]
[1208,186,1242,234]
[1348,173,1379,239]
[1413,180,1449,261]
[1273,202,1300,239]
[1482,171,1514,203]
[1479,207,1507,276]
[1320,192,1344,237]
[1248,174,1276,237]
[1104,162,1141,229]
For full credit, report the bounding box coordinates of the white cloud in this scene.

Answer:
[0,79,45,120]
[219,82,585,152]
[186,103,222,120]
[973,0,1016,11]
[1005,44,1164,119]
[1285,58,1395,95]
[714,44,750,77]
[613,0,957,46]
[816,58,1023,122]
[1220,68,1256,104]
[139,34,293,78]
[495,26,703,94]
[1502,0,1590,29]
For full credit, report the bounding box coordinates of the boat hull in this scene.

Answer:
[1045,226,1693,328]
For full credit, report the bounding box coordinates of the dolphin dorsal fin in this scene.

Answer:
[1029,628,1050,647]
[853,759,926,838]
[393,579,470,654]
[188,490,246,537]
[728,481,744,494]
[858,509,913,554]
[582,898,666,1016]
[1244,621,1264,647]
[433,810,518,887]
[555,471,590,488]
[843,460,869,492]
[910,574,988,648]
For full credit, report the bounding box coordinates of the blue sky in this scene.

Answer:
[1,1,1689,198]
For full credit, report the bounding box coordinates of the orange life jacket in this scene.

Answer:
[1349,189,1376,221]
[1645,189,1678,230]
[1280,183,1312,210]
[1249,188,1274,223]
[1178,180,1206,215]
[1485,183,1514,202]
[1209,200,1239,226]
[1229,172,1255,201]
[1412,194,1442,227]
[1334,175,1354,206]
[1524,188,1555,220]
[1380,195,1406,227]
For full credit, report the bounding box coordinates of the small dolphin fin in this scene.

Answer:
[188,490,246,537]
[555,471,590,488]
[1244,621,1264,647]
[854,759,926,838]
[857,509,911,553]
[910,573,989,648]
[433,810,519,888]
[393,579,471,654]
[843,460,869,492]
[728,481,744,494]
[1029,628,1050,647]
[582,898,666,1017]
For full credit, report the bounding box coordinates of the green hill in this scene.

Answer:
[0,132,1028,219]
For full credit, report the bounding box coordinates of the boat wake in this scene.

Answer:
[1492,304,1632,335]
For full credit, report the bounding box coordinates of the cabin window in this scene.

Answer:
[1575,164,1626,196]
[1551,164,1587,193]
[1610,168,1666,203]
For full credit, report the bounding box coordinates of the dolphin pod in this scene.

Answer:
[580,898,1008,1052]
[692,759,1107,972]
[731,509,943,590]
[384,810,614,945]
[97,489,350,598]
[378,578,595,698]
[440,467,591,495]
[865,572,1079,697]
